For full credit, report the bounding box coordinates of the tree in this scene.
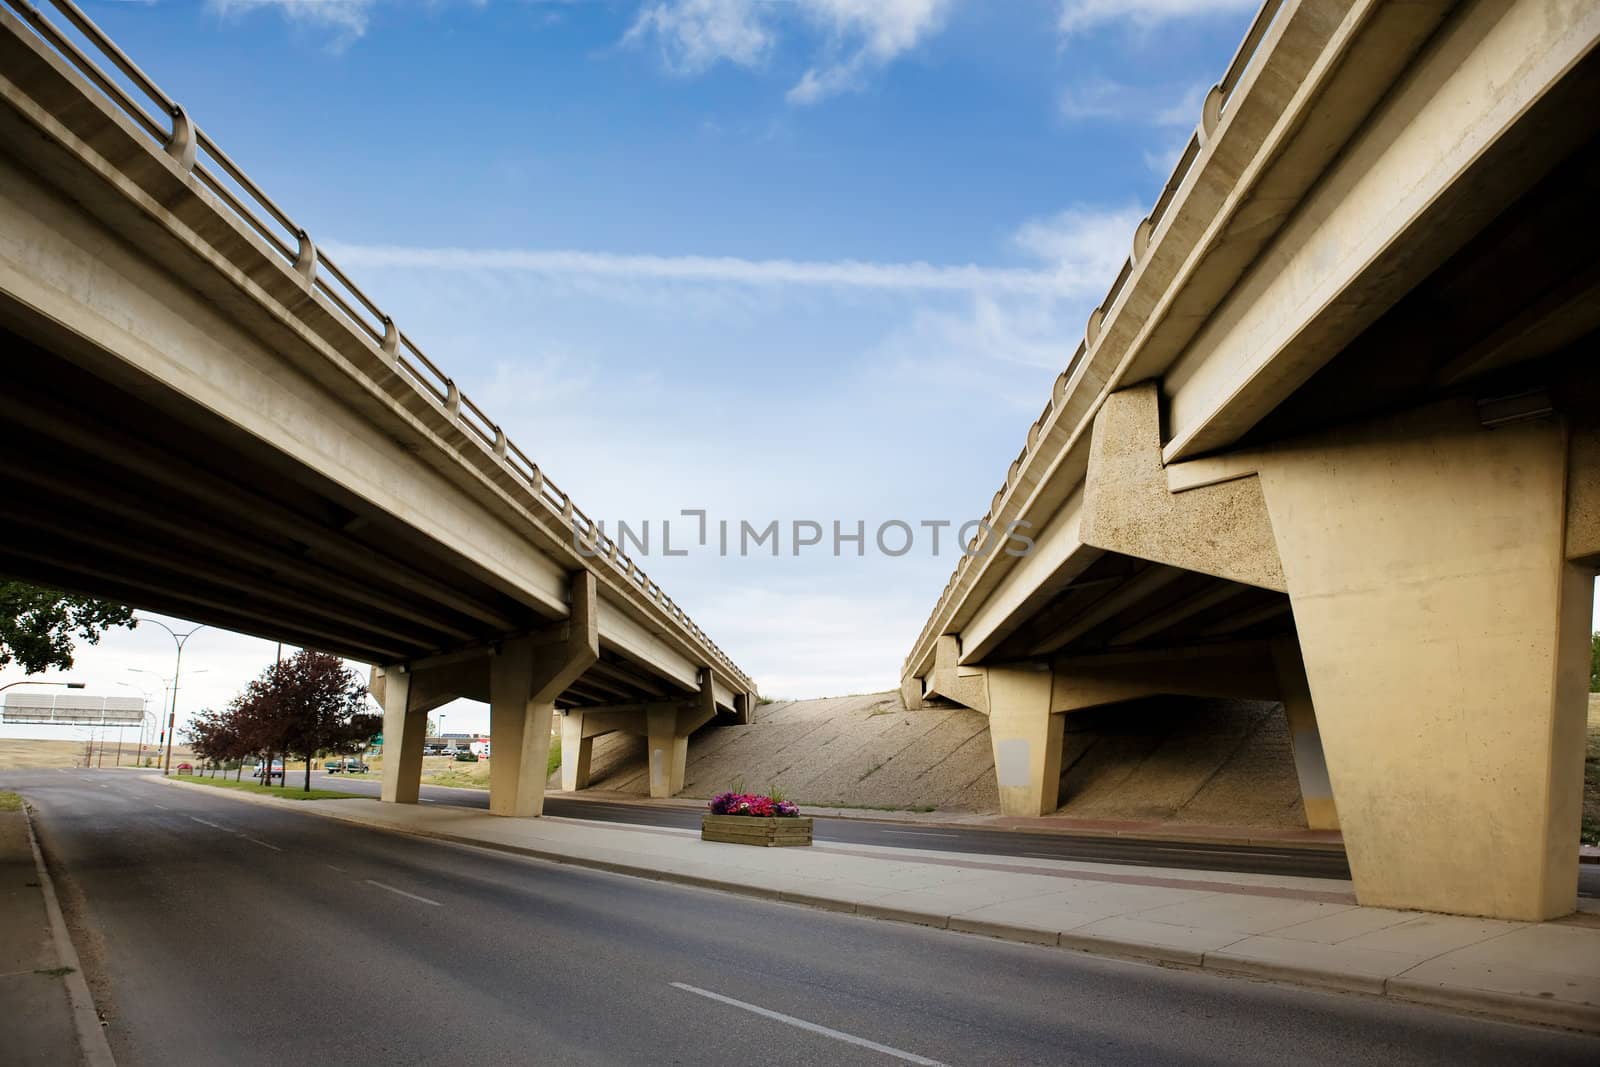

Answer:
[219,650,378,791]
[186,706,251,779]
[1591,631,1599,693]
[0,582,136,673]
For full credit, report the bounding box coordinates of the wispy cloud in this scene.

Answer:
[1057,0,1257,37]
[207,0,377,49]
[1058,77,1207,128]
[786,0,951,105]
[622,0,950,104]
[1012,204,1143,281]
[321,242,1118,298]
[622,0,773,74]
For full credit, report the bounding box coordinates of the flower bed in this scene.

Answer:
[703,793,811,846]
[708,792,801,817]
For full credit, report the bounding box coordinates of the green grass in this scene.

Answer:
[422,764,491,790]
[0,791,22,812]
[34,967,74,978]
[173,775,362,801]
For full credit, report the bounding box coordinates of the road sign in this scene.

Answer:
[1,693,144,726]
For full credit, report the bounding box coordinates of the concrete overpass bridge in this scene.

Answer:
[901,0,1599,921]
[0,0,756,817]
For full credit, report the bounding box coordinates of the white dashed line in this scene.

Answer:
[153,804,171,811]
[188,817,229,832]
[882,830,957,838]
[365,880,441,907]
[239,835,283,852]
[669,982,947,1065]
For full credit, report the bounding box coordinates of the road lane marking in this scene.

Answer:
[153,804,171,811]
[669,982,947,1066]
[240,835,283,852]
[189,817,230,832]
[325,864,347,873]
[365,880,441,907]
[420,798,439,803]
[882,830,958,838]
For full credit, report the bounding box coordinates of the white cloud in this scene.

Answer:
[622,0,772,74]
[1058,0,1258,36]
[322,241,1113,298]
[786,0,951,105]
[1058,77,1207,128]
[1012,204,1143,283]
[622,0,949,103]
[207,0,376,48]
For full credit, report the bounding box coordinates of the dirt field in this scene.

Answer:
[0,738,194,770]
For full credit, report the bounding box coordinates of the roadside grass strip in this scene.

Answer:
[0,790,22,811]
[172,774,363,801]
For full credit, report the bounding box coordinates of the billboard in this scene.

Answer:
[1,693,146,727]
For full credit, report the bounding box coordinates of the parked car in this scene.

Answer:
[252,761,284,780]
[342,758,370,774]
[175,762,193,773]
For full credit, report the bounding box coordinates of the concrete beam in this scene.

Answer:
[923,635,987,713]
[1081,384,1285,592]
[1162,0,1600,460]
[1048,642,1280,713]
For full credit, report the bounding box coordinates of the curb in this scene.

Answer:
[21,803,116,1067]
[154,777,1600,1035]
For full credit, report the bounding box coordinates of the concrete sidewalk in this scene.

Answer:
[160,778,1600,1034]
[0,798,110,1066]
[560,789,1347,849]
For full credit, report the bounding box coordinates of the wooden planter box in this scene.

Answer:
[701,813,813,847]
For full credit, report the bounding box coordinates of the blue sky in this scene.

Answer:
[24,0,1583,740]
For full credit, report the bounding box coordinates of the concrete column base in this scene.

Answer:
[984,665,1063,817]
[1258,401,1590,919]
[376,667,424,805]
[646,705,688,799]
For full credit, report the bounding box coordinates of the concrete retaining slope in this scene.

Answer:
[566,693,1309,826]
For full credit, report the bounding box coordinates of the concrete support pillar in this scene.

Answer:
[376,667,424,805]
[487,571,599,818]
[900,674,925,711]
[489,638,557,818]
[1258,402,1590,919]
[560,711,593,792]
[984,665,1063,817]
[1270,641,1338,831]
[646,705,688,799]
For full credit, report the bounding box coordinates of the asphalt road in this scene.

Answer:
[298,770,1600,899]
[4,768,1595,1066]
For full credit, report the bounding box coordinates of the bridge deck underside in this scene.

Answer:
[0,325,687,710]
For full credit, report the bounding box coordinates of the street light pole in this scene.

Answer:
[138,619,208,777]
[0,679,87,693]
